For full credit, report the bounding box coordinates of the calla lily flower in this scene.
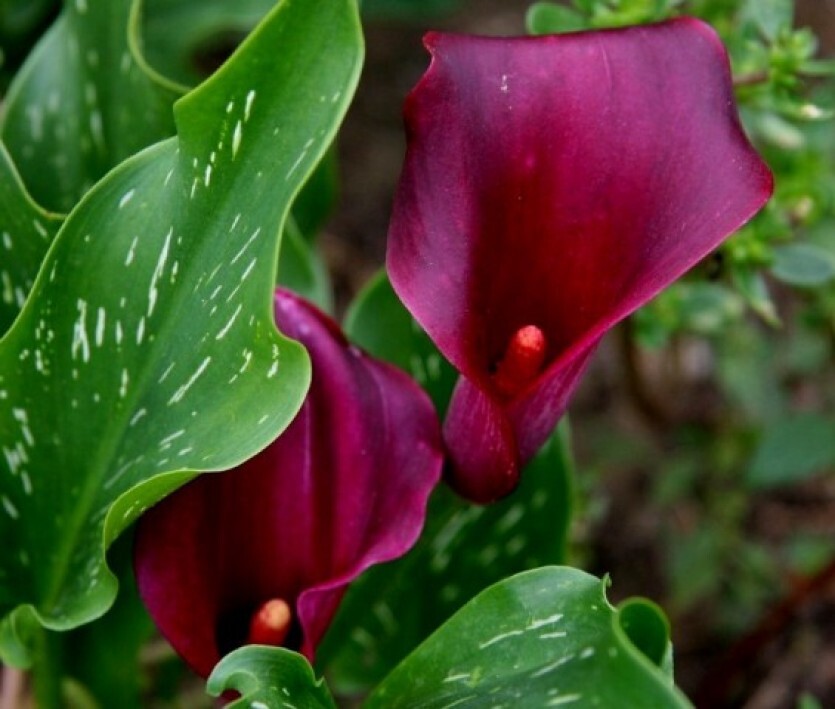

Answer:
[387,19,773,503]
[134,289,443,678]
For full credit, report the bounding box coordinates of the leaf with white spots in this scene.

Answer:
[0,142,62,334]
[365,567,691,708]
[0,0,362,659]
[319,424,573,691]
[0,0,180,213]
[207,647,336,709]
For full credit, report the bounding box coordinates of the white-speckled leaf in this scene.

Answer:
[0,0,180,213]
[207,647,336,709]
[319,425,573,692]
[0,142,62,334]
[366,567,691,708]
[0,0,362,657]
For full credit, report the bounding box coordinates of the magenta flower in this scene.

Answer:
[134,289,443,678]
[387,19,773,504]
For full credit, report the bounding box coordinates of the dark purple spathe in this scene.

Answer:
[387,18,773,503]
[134,289,443,677]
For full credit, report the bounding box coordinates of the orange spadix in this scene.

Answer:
[492,325,547,398]
[247,598,293,647]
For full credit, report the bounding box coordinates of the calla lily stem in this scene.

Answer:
[29,626,63,709]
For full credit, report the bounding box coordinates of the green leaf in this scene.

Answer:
[730,263,779,325]
[0,0,362,659]
[676,282,744,335]
[345,270,457,415]
[617,598,671,671]
[0,141,62,334]
[365,567,690,708]
[526,2,588,35]
[741,0,794,41]
[63,533,155,709]
[0,0,58,85]
[747,414,835,488]
[771,243,835,287]
[278,216,333,312]
[141,0,275,87]
[319,424,574,692]
[290,147,339,241]
[0,0,181,213]
[208,646,336,709]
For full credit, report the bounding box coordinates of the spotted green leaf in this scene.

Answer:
[0,142,62,334]
[0,0,180,213]
[319,424,574,691]
[366,567,690,708]
[0,0,362,660]
[208,647,336,709]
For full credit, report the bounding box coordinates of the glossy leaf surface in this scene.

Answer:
[366,567,690,708]
[0,0,362,658]
[0,142,62,334]
[320,425,573,691]
[208,646,336,709]
[0,0,180,212]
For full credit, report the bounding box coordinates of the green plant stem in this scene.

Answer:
[733,70,769,87]
[30,625,63,709]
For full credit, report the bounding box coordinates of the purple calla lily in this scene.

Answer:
[134,289,443,678]
[387,18,773,504]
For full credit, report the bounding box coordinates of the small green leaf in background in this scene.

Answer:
[731,263,779,325]
[289,148,339,242]
[0,142,62,334]
[365,566,690,708]
[345,270,458,415]
[278,217,334,313]
[208,647,336,709]
[0,0,362,659]
[770,243,835,287]
[141,0,275,87]
[797,692,824,709]
[0,0,58,89]
[747,413,835,488]
[319,424,574,692]
[0,0,180,213]
[740,0,794,41]
[526,2,589,35]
